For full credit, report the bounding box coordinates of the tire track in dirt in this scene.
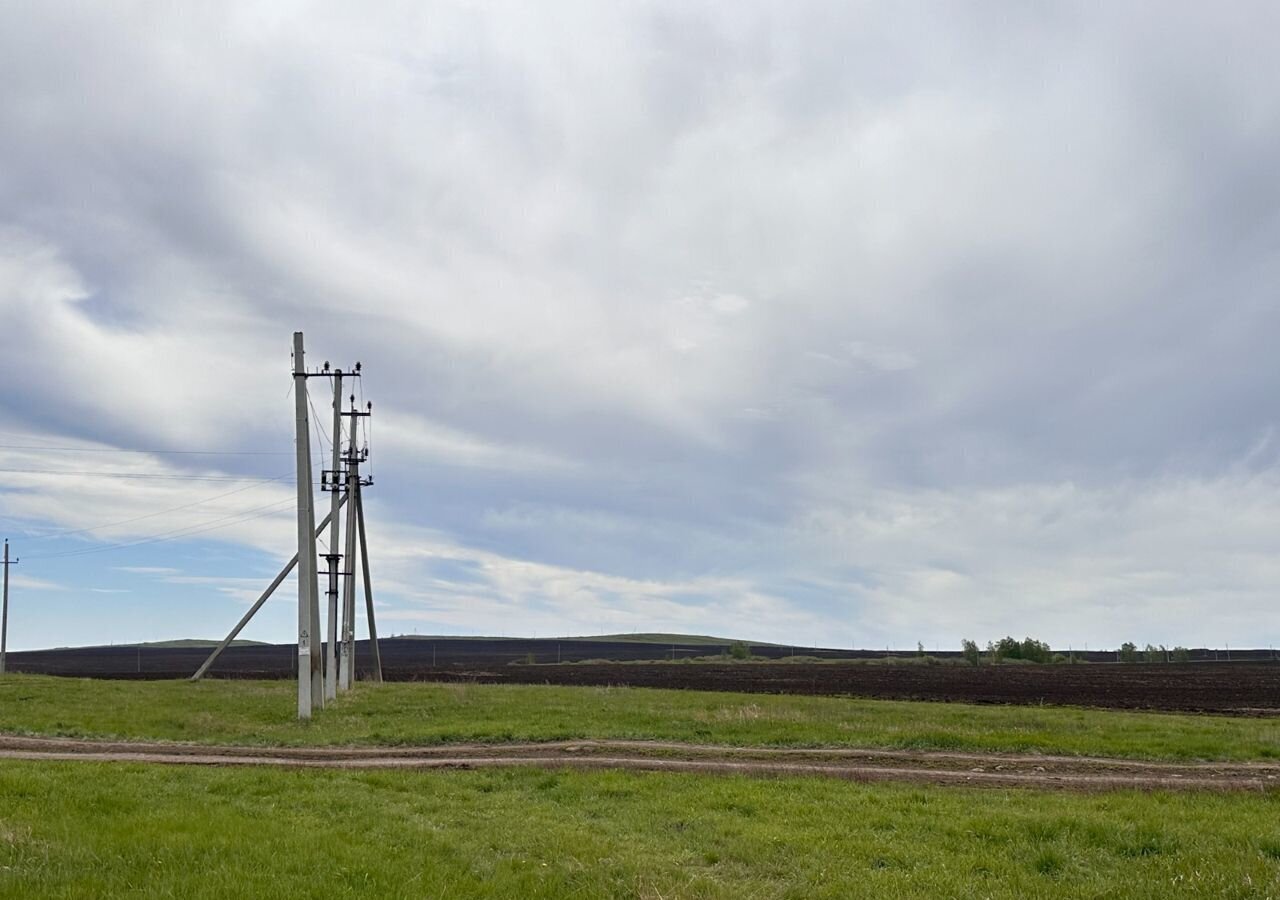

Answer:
[1,735,1276,792]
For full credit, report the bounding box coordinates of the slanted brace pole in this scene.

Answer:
[355,480,382,682]
[191,496,346,682]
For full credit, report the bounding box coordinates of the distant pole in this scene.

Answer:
[0,540,16,675]
[324,368,344,702]
[294,332,322,718]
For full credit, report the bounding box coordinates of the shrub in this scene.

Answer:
[1118,642,1140,663]
[989,635,1052,664]
[961,639,981,666]
[1019,637,1052,664]
[1172,646,1191,663]
[727,641,751,661]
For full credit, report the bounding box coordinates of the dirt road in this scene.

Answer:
[1,735,1276,792]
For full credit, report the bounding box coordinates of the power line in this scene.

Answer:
[23,498,296,561]
[308,394,335,473]
[0,444,290,455]
[0,468,287,482]
[14,475,290,542]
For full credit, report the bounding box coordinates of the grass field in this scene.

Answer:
[1,761,1278,898]
[0,674,1278,760]
[2,675,1279,897]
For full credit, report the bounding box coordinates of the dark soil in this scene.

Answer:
[8,639,1278,714]
[398,661,1280,715]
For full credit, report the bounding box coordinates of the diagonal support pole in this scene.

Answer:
[355,481,382,682]
[191,497,346,681]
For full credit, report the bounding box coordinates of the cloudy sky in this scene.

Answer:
[1,2,1277,651]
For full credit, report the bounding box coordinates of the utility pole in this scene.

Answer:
[339,392,371,690]
[293,332,323,718]
[1,540,16,675]
[196,333,380,716]
[338,423,359,691]
[323,366,344,702]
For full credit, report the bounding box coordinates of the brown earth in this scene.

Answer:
[398,661,1280,715]
[2,735,1277,792]
[9,639,1280,714]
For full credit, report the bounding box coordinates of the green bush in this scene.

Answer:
[988,635,1052,664]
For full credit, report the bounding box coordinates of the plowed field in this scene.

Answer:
[6,639,1278,714]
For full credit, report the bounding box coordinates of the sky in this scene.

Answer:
[1,2,1278,652]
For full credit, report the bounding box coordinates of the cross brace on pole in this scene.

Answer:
[355,482,382,682]
[190,496,347,682]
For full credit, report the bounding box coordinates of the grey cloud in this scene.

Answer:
[1,3,1278,646]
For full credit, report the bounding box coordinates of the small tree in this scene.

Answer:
[728,641,751,660]
[1118,641,1140,663]
[1172,646,1190,663]
[1019,637,1052,664]
[993,636,1021,661]
[961,639,981,666]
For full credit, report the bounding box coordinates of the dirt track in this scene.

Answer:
[2,735,1276,792]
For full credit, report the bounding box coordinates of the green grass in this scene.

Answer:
[1,761,1278,898]
[1,675,1277,760]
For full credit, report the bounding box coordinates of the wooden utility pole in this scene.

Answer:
[293,332,323,718]
[0,540,16,675]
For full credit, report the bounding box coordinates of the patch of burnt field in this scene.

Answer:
[6,638,1279,714]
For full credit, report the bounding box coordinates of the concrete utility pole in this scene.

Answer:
[0,540,16,675]
[324,367,344,702]
[338,392,371,690]
[338,442,359,691]
[293,332,323,718]
[195,334,380,715]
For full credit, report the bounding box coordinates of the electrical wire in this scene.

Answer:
[0,468,287,482]
[308,395,331,481]
[23,498,296,561]
[0,444,291,455]
[14,475,290,541]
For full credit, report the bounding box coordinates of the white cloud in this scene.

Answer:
[842,342,917,372]
[0,3,1278,649]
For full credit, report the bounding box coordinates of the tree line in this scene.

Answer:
[960,637,1192,665]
